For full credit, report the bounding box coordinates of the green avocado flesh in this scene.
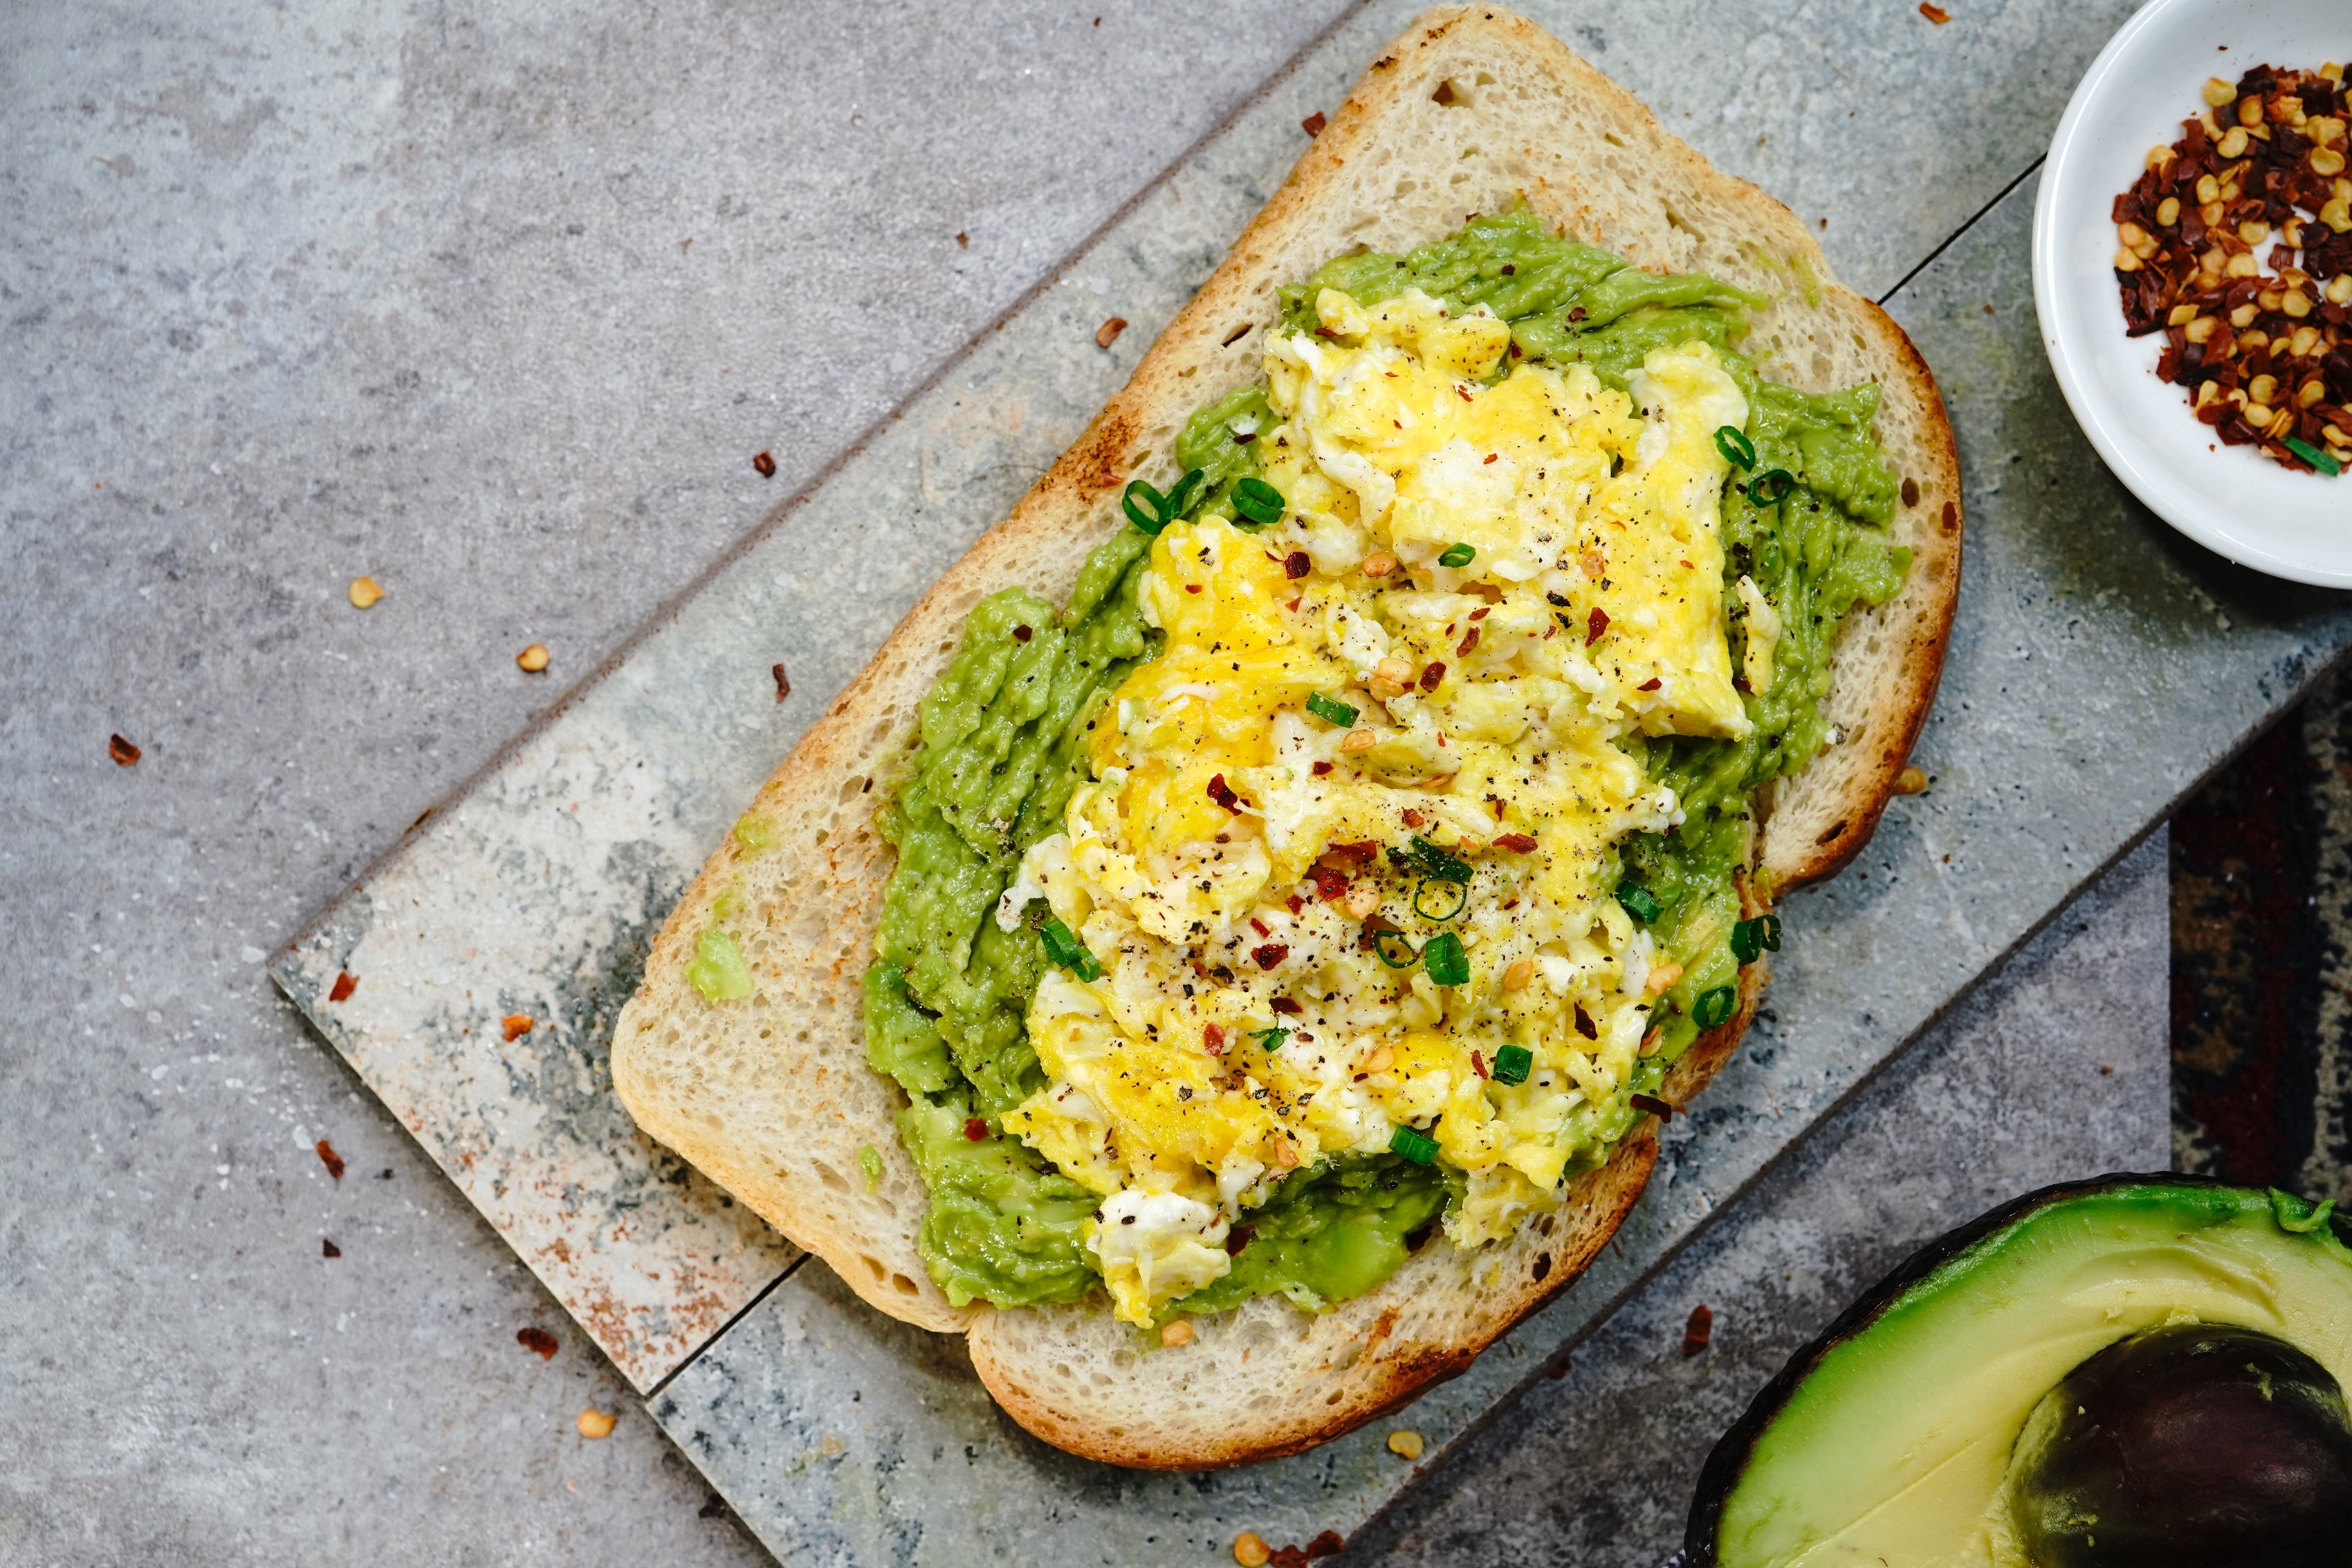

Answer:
[1710,1184,2352,1568]
[840,206,1907,1316]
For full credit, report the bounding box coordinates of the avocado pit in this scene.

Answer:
[2004,1322,2352,1568]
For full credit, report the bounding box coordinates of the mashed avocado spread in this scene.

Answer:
[844,208,1907,1318]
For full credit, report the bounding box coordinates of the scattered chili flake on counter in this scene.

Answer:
[315,1137,347,1180]
[1299,111,1327,138]
[1096,316,1128,349]
[752,450,776,478]
[502,1013,535,1042]
[1917,2,1949,23]
[771,661,791,701]
[327,972,357,1004]
[2113,63,2352,474]
[517,1326,560,1358]
[321,1238,341,1258]
[107,732,140,766]
[1683,1302,1715,1356]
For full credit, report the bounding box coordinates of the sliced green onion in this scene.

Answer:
[1040,917,1103,981]
[1744,469,1795,506]
[1489,1044,1532,1087]
[2284,436,2344,477]
[1424,932,1469,986]
[1437,542,1476,569]
[1390,835,1473,883]
[1389,1125,1440,1165]
[1413,877,1468,922]
[1122,479,1170,535]
[1615,880,1661,925]
[1714,425,1757,469]
[1122,468,1210,535]
[1231,476,1286,526]
[1373,930,1420,970]
[1730,915,1782,964]
[1692,985,1737,1029]
[1165,467,1207,518]
[1254,1026,1292,1051]
[1305,692,1359,728]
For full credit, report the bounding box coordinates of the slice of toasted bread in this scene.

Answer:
[611,3,1960,1466]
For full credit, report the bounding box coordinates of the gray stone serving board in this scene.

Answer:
[270,0,2352,1561]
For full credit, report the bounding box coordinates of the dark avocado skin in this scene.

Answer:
[1682,1173,2352,1566]
[2009,1322,2352,1568]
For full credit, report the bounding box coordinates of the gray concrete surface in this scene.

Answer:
[0,0,2185,1562]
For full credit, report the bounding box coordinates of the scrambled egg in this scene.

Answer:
[998,288,1752,1324]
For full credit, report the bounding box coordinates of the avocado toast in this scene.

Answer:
[612,6,1960,1469]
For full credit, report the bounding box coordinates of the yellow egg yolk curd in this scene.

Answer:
[997,288,1759,1325]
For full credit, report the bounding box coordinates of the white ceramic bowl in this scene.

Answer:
[2034,0,2352,586]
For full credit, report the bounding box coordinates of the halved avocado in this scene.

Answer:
[1685,1176,2352,1567]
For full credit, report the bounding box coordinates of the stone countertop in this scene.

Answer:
[0,0,2202,1561]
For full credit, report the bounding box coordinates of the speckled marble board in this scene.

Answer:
[271,1,2352,1562]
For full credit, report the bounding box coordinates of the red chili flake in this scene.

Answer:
[1306,1531,1345,1559]
[1637,677,1663,692]
[1482,452,1498,465]
[1285,598,1301,612]
[517,1326,560,1359]
[1456,627,1480,657]
[1224,1222,1255,1255]
[1586,607,1610,645]
[1252,943,1289,970]
[1270,997,1303,1015]
[1283,551,1311,580]
[1311,760,1334,777]
[1096,316,1128,349]
[1417,661,1446,692]
[1206,773,1242,813]
[502,1013,535,1042]
[1251,916,1272,938]
[1632,1093,1675,1122]
[1300,111,1327,137]
[1471,1050,1489,1079]
[1573,1004,1597,1040]
[1013,624,1033,643]
[771,663,791,701]
[1682,1303,1714,1357]
[1271,1549,1309,1568]
[955,231,969,247]
[1204,1024,1226,1056]
[322,1239,342,1259]
[752,450,777,478]
[1469,607,1490,621]
[1400,809,1424,829]
[1543,622,1557,639]
[1494,833,1538,854]
[1186,583,1203,593]
[1917,1,1949,21]
[1311,864,1350,901]
[1455,384,1473,403]
[107,732,140,766]
[327,972,357,1003]
[1284,896,1305,916]
[315,1138,347,1181]
[1329,840,1378,863]
[964,1117,989,1141]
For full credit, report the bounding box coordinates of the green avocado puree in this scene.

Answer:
[828,205,1907,1316]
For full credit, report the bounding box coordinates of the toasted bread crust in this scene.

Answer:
[611,4,1960,1466]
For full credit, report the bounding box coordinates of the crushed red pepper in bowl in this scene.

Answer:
[2112,63,2352,475]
